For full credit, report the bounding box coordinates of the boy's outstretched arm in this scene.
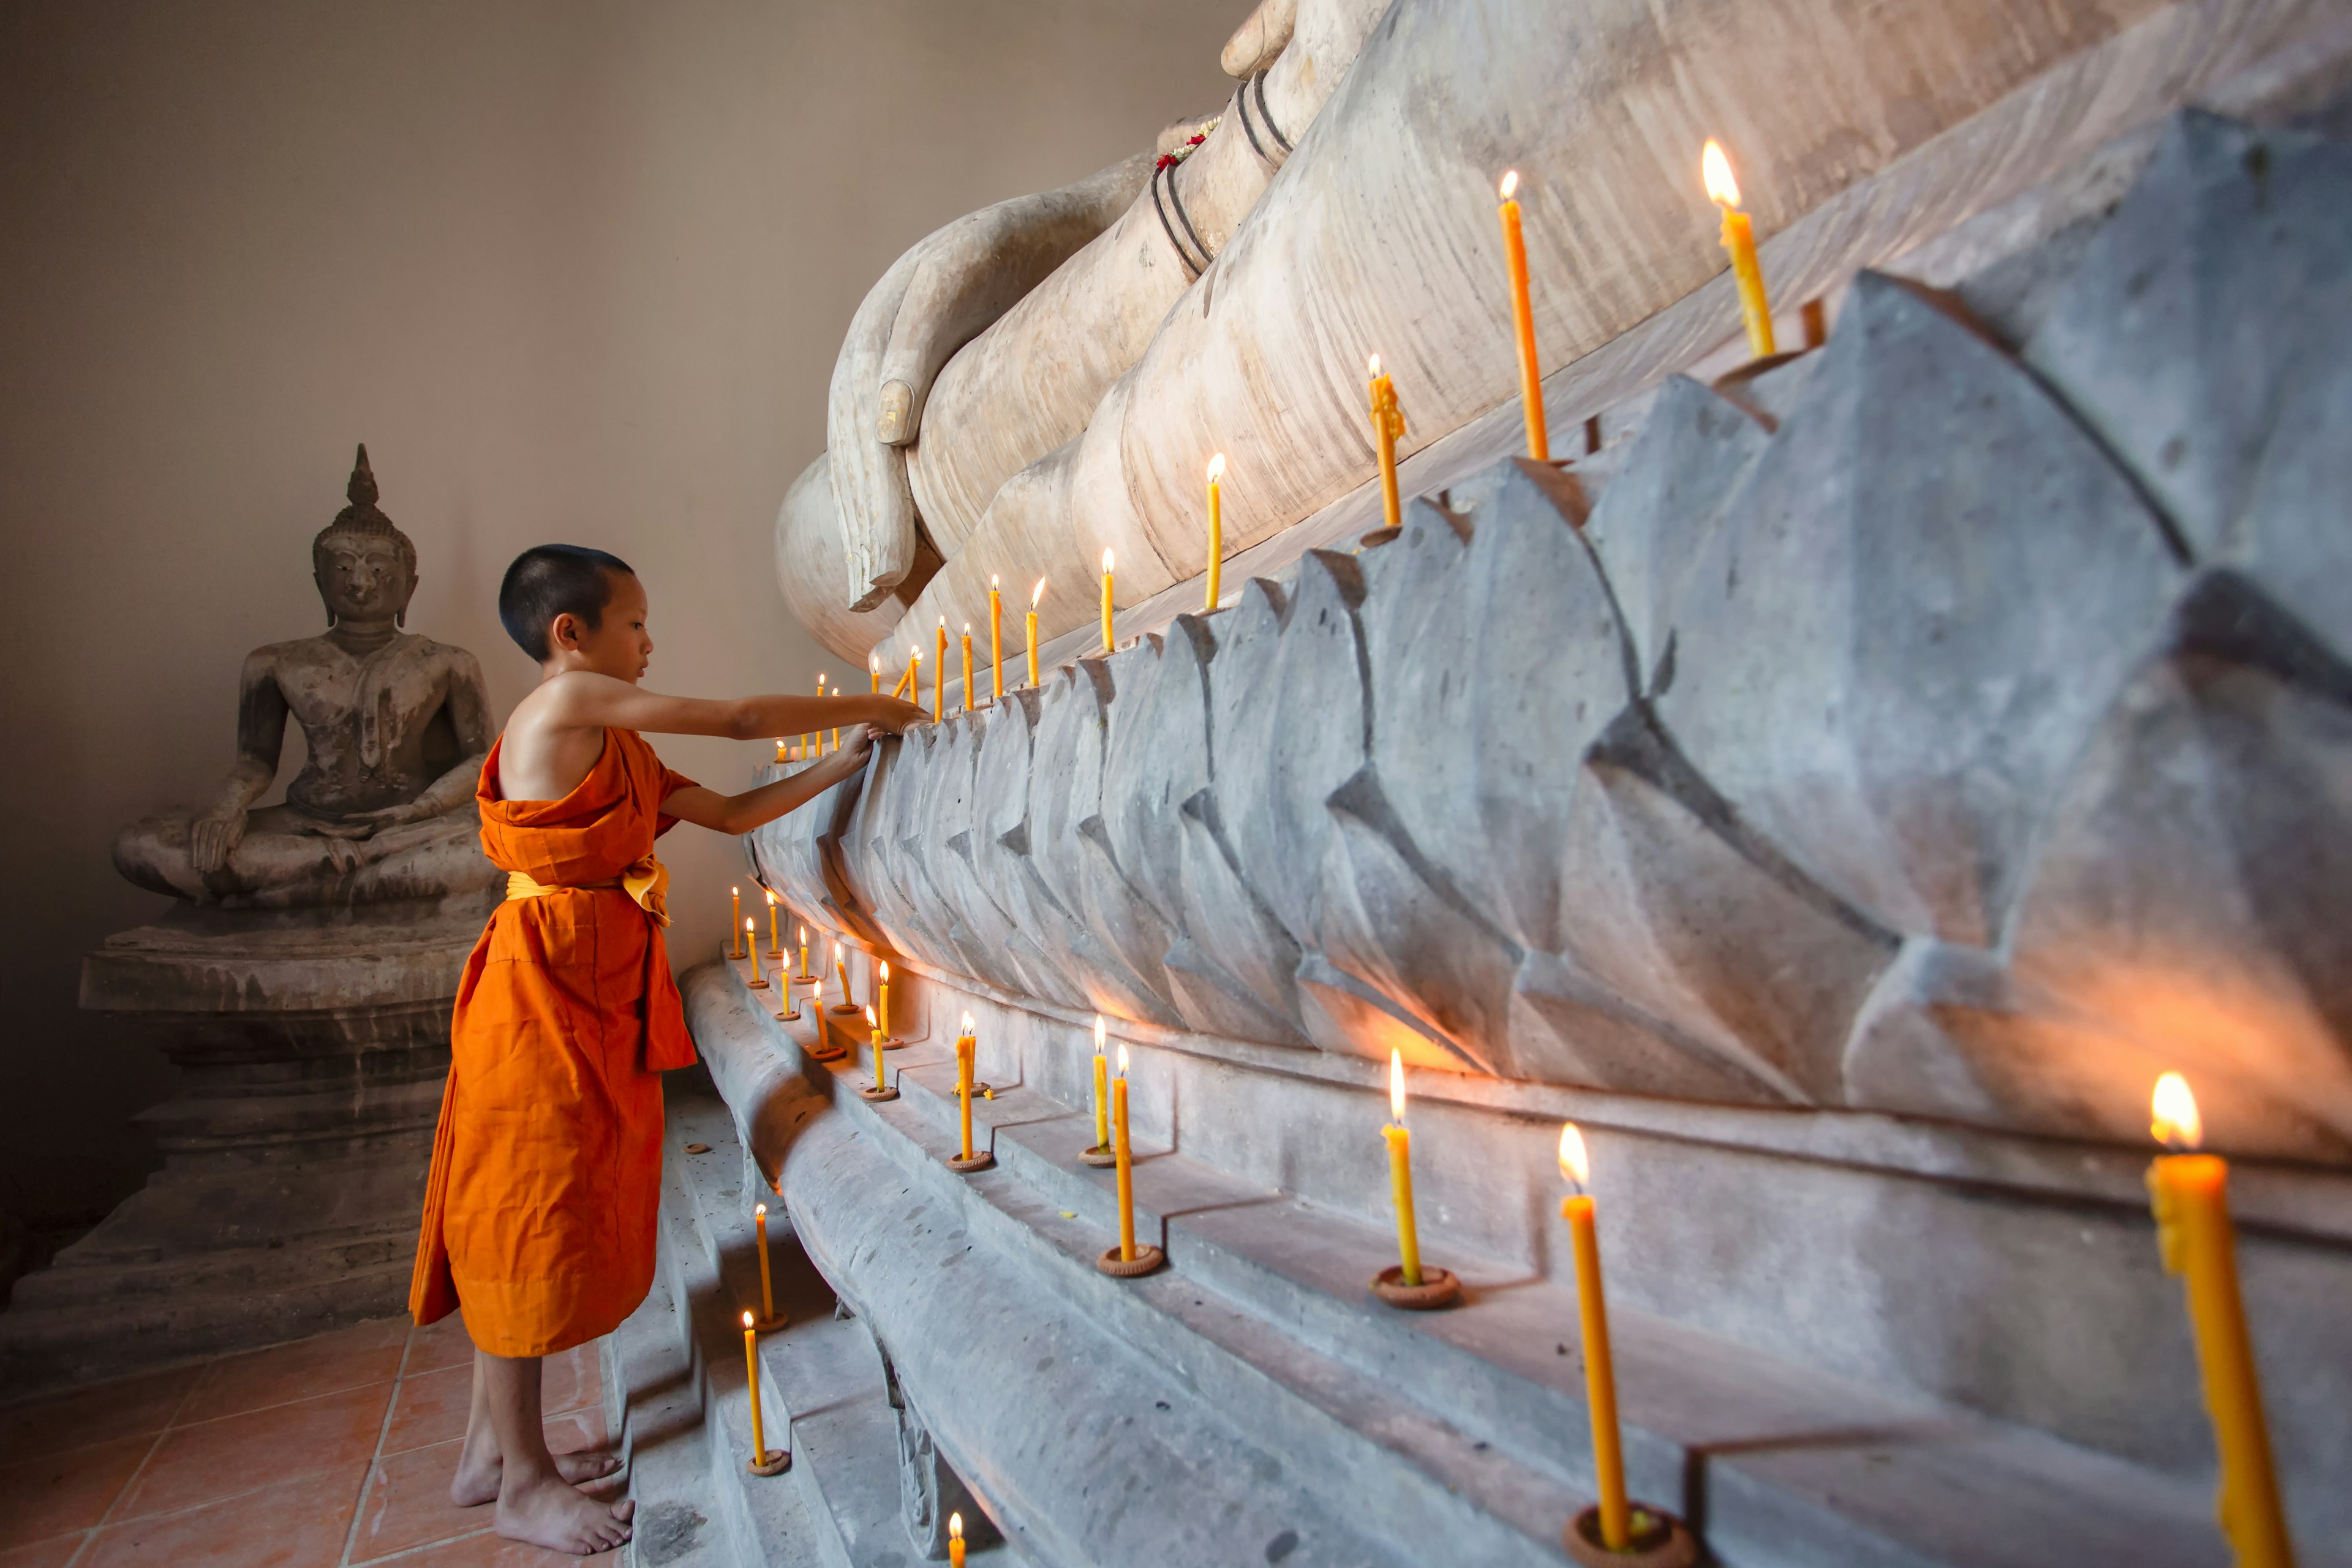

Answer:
[662,726,881,835]
[541,671,927,742]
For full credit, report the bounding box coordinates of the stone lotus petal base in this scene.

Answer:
[736,107,2352,1549]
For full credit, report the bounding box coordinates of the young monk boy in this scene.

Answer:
[410,545,922,1555]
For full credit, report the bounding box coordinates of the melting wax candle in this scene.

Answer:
[1496,170,1549,461]
[1703,139,1775,359]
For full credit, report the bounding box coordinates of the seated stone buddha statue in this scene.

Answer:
[115,447,500,908]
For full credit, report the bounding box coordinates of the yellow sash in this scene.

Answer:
[503,853,670,927]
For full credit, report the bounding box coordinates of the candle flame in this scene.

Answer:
[911,648,922,663]
[938,615,946,629]
[1093,1014,1106,1055]
[2152,1072,2203,1150]
[798,925,805,942]
[765,889,775,905]
[1207,451,1226,482]
[1498,169,1520,202]
[1558,1121,1591,1186]
[864,1005,876,1026]
[833,941,842,960]
[742,1310,753,1329]
[964,622,972,634]
[962,1011,975,1033]
[745,919,755,933]
[1102,548,1115,573]
[1702,138,1741,208]
[879,960,889,981]
[992,573,1000,589]
[756,1202,765,1216]
[1031,576,1047,608]
[1388,1047,1406,1123]
[949,1514,963,1542]
[1367,353,1382,379]
[1117,1042,1130,1076]
[870,652,880,672]
[732,885,739,895]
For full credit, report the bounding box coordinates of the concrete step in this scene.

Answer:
[690,953,2275,1568]
[619,1080,1028,1568]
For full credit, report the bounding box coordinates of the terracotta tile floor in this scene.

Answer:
[0,1315,620,1566]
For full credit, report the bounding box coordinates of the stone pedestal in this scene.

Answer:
[0,890,494,1390]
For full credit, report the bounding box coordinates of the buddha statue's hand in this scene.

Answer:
[189,805,249,874]
[339,799,432,834]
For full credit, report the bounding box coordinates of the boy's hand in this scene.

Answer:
[837,724,878,765]
[857,695,929,734]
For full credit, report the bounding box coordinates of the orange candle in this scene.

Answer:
[746,921,766,987]
[772,736,786,762]
[869,652,880,695]
[730,887,743,956]
[989,575,1004,702]
[1204,453,1226,611]
[868,1005,886,1093]
[903,646,922,712]
[1559,1123,1631,1550]
[957,1012,978,1161]
[742,1311,774,1470]
[1114,1044,1136,1262]
[764,891,780,956]
[1099,549,1115,653]
[1368,356,1404,531]
[949,1513,966,1568]
[1497,170,1549,461]
[876,960,890,1040]
[933,619,947,716]
[1091,1015,1110,1152]
[1382,1049,1422,1286]
[1027,578,1046,687]
[1703,140,1775,360]
[754,1202,777,1325]
[833,942,850,1008]
[2147,1074,2292,1567]
[961,624,975,714]
[797,925,809,981]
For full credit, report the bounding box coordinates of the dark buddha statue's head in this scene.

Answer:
[313,444,420,628]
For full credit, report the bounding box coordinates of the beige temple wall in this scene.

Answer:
[0,0,1235,1231]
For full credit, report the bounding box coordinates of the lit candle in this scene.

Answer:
[731,887,743,956]
[1368,356,1404,532]
[764,891,780,956]
[1028,578,1046,687]
[957,1011,978,1162]
[1703,139,1775,360]
[905,646,922,713]
[1204,453,1226,611]
[755,1202,778,1327]
[773,736,786,763]
[933,618,948,717]
[1497,171,1549,461]
[1114,1042,1137,1262]
[742,1310,775,1471]
[1383,1049,1422,1287]
[949,1513,966,1568]
[989,575,1004,702]
[869,652,880,695]
[1092,1015,1111,1154]
[797,925,809,981]
[1099,549,1115,654]
[961,623,975,714]
[1559,1123,1632,1551]
[2147,1074,2293,1567]
[868,1004,886,1094]
[816,676,829,754]
[834,941,850,1008]
[877,960,891,1041]
[746,921,767,988]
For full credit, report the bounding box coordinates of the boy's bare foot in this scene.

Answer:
[496,1469,635,1555]
[450,1439,623,1507]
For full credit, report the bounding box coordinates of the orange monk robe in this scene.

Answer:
[410,727,701,1358]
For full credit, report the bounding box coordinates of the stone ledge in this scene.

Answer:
[689,954,2270,1568]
